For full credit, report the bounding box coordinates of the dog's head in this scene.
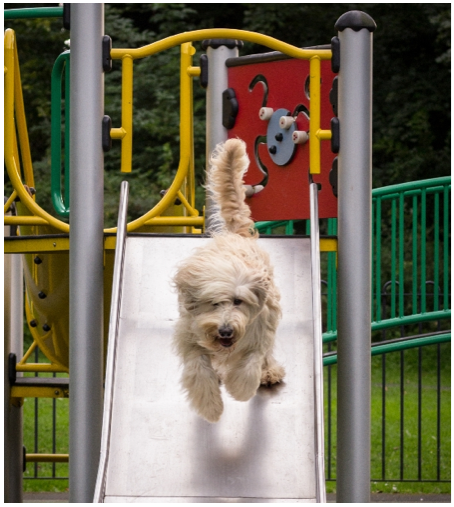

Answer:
[173,251,269,353]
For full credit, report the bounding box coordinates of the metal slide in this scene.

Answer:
[94,183,325,503]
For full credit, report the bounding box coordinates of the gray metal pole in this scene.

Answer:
[4,223,24,503]
[335,11,376,503]
[203,40,241,232]
[69,4,105,503]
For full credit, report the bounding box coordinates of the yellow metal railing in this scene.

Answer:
[111,28,331,183]
[4,29,69,233]
[5,28,332,234]
[105,41,203,232]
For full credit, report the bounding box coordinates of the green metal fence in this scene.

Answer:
[257,176,452,350]
[257,176,451,486]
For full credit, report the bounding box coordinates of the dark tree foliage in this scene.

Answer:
[4,3,451,226]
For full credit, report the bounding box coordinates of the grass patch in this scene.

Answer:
[324,342,451,495]
[21,334,69,493]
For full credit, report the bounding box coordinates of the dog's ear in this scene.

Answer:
[249,278,269,309]
[174,269,199,313]
[179,291,198,313]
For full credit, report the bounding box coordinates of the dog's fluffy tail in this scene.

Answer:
[207,138,256,237]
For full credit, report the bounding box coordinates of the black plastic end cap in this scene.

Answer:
[331,36,340,73]
[222,88,239,129]
[102,116,112,152]
[335,11,376,33]
[199,54,208,88]
[102,35,112,73]
[330,117,340,154]
[8,353,17,385]
[201,39,244,50]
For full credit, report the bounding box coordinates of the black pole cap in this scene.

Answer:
[335,11,376,32]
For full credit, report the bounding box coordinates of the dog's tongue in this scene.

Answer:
[219,338,233,348]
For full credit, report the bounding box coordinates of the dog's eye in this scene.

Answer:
[212,302,219,307]
[233,299,242,306]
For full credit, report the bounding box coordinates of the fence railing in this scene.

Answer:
[256,176,451,343]
[371,177,451,337]
[257,176,451,485]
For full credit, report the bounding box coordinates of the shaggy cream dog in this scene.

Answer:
[173,138,285,423]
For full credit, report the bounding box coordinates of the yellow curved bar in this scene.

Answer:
[4,30,69,233]
[105,42,197,233]
[4,216,50,226]
[13,39,35,189]
[111,28,331,61]
[176,190,199,217]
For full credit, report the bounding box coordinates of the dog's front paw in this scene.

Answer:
[224,368,261,402]
[181,358,224,423]
[261,362,285,386]
[196,395,224,423]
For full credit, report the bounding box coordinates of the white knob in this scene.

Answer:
[259,107,274,121]
[292,131,309,144]
[279,116,295,130]
[244,184,264,197]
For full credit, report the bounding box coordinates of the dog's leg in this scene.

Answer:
[260,353,285,386]
[224,353,263,402]
[181,353,224,423]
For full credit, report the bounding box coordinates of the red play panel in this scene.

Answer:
[227,56,337,221]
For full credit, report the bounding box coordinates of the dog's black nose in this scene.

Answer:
[218,325,234,339]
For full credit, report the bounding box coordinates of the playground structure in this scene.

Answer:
[4,4,450,504]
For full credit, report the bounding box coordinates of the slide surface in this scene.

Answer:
[96,235,322,503]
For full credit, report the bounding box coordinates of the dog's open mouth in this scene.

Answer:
[218,337,234,348]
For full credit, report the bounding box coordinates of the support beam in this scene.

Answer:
[335,10,376,503]
[69,4,105,503]
[4,223,24,503]
[203,39,242,232]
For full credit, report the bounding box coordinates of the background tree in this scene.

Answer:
[4,3,451,226]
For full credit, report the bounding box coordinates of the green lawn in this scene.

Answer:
[324,342,451,494]
[22,343,450,495]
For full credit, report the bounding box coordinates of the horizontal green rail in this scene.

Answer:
[323,332,451,366]
[371,176,451,198]
[258,177,451,353]
[4,7,63,20]
[323,310,451,343]
[256,220,296,235]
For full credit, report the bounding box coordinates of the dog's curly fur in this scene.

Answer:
[173,138,285,423]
